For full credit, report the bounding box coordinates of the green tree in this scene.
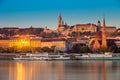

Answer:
[80,46,90,53]
[71,44,91,53]
[98,46,107,53]
[0,47,3,53]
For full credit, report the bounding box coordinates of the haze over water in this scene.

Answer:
[0,60,120,80]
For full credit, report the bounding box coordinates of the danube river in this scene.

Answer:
[0,60,120,80]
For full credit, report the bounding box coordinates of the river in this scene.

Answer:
[0,60,120,80]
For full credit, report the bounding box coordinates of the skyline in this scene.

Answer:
[0,0,120,29]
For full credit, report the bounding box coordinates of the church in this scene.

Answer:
[57,13,69,32]
[92,17,107,51]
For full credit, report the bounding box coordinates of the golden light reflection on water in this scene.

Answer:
[9,62,33,80]
[16,63,24,80]
[3,61,120,80]
[8,61,64,80]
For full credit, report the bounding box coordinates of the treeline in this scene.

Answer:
[71,43,120,53]
[0,46,56,53]
[0,27,44,37]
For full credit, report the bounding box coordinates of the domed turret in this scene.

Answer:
[97,20,101,26]
[96,20,101,32]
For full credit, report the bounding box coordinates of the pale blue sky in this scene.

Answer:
[0,0,120,29]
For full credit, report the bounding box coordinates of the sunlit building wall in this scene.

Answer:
[30,39,41,48]
[41,38,67,51]
[9,39,41,51]
[73,24,96,33]
[100,26,116,34]
[0,40,10,48]
[0,39,67,51]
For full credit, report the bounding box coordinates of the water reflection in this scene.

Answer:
[0,61,120,80]
[8,61,64,80]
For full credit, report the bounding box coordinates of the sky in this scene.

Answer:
[0,0,120,29]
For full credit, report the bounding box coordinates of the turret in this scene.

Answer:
[97,20,101,26]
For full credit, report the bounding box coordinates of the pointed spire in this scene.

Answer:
[103,15,105,27]
[102,16,107,48]
[58,12,61,17]
[58,12,62,26]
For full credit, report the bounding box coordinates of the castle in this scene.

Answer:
[0,12,119,53]
[55,13,116,37]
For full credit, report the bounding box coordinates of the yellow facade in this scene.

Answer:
[10,39,41,48]
[0,40,10,48]
[0,38,67,51]
[0,39,41,48]
[41,40,66,51]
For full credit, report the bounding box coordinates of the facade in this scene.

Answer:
[9,35,41,52]
[72,23,96,33]
[0,35,68,52]
[105,26,116,33]
[41,38,68,51]
[0,40,10,48]
[92,34,101,51]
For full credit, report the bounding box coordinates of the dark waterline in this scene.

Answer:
[0,60,120,80]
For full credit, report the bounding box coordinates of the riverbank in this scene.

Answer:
[1,53,120,60]
[0,53,21,60]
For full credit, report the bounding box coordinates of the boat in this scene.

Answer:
[47,54,70,60]
[75,52,120,60]
[13,53,49,60]
[13,53,70,60]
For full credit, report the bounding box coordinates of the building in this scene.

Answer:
[43,26,53,33]
[57,13,68,32]
[72,23,96,33]
[0,39,10,48]
[9,35,41,52]
[105,26,116,33]
[92,17,107,51]
[0,35,69,52]
[41,38,68,52]
[101,17,107,48]
[92,33,101,51]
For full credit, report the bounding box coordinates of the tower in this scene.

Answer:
[57,12,66,32]
[96,20,101,32]
[102,17,107,48]
[97,20,101,27]
[58,12,62,26]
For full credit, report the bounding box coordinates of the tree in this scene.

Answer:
[80,46,91,53]
[0,47,3,53]
[71,44,91,53]
[98,46,107,53]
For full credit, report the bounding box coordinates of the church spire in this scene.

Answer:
[58,12,62,26]
[102,16,107,48]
